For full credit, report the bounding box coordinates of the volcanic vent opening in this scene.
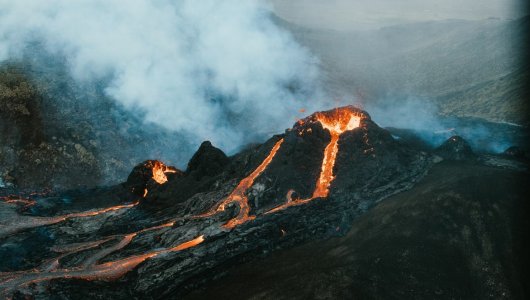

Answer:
[268,106,367,213]
[152,161,178,185]
[311,107,363,198]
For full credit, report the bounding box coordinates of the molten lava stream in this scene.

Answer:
[197,138,284,228]
[81,233,137,267]
[81,221,175,267]
[0,202,139,237]
[0,219,179,296]
[0,197,37,207]
[0,236,205,294]
[64,202,139,218]
[42,237,117,272]
[267,108,361,214]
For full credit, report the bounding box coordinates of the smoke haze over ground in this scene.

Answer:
[271,0,528,30]
[0,0,323,154]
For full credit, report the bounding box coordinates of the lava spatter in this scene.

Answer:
[151,161,178,184]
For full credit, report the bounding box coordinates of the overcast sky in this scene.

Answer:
[270,0,528,30]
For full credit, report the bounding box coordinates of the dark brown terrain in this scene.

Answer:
[186,160,530,300]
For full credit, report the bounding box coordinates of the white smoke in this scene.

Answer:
[0,0,323,153]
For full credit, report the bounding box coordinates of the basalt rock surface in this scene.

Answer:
[1,106,435,299]
[435,135,475,160]
[503,146,526,159]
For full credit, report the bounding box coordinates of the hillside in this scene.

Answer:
[276,16,529,124]
[185,160,530,299]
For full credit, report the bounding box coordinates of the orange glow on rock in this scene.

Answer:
[1,197,37,207]
[312,109,360,198]
[0,106,371,297]
[152,161,177,184]
[198,138,284,228]
[89,235,205,281]
[0,236,205,291]
[267,107,363,213]
[65,202,139,218]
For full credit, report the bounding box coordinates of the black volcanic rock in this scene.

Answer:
[503,146,526,158]
[184,161,530,300]
[0,106,434,299]
[186,141,229,180]
[125,160,183,197]
[148,141,232,207]
[435,135,475,160]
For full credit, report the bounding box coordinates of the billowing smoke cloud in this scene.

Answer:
[364,97,523,153]
[0,0,323,153]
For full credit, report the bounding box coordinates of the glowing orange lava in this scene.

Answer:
[267,107,362,213]
[0,106,368,297]
[1,196,36,207]
[152,161,177,184]
[0,236,204,292]
[198,138,284,228]
[312,109,360,198]
[86,235,205,281]
[65,202,138,218]
[0,202,139,237]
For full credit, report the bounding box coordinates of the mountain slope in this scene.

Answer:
[277,16,528,124]
[185,160,530,299]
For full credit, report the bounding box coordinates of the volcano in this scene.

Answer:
[0,106,528,299]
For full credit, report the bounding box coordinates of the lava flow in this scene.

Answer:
[267,107,362,213]
[0,236,204,294]
[1,106,370,297]
[0,196,36,208]
[0,220,194,295]
[0,202,138,237]
[64,202,139,218]
[197,138,284,228]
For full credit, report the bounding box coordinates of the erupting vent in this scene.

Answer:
[312,108,362,198]
[268,106,366,213]
[198,106,367,221]
[152,161,178,184]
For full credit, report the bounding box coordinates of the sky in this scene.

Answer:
[270,0,529,30]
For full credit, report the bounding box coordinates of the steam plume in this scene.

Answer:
[0,0,323,153]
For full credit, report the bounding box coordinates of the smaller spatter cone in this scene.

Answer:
[125,160,183,198]
[503,146,526,159]
[145,141,232,208]
[435,136,475,160]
